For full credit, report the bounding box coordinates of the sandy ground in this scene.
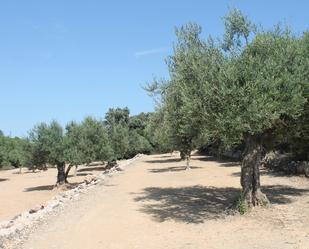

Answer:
[0,165,104,221]
[5,153,309,249]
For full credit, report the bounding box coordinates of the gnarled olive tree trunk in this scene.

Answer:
[64,164,73,183]
[56,162,66,185]
[241,134,269,207]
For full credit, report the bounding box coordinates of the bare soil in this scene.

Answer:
[3,153,309,249]
[0,165,104,221]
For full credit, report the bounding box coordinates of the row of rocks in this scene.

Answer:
[0,153,143,244]
[262,151,309,177]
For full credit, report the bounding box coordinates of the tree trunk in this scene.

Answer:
[74,165,78,177]
[64,164,72,183]
[180,151,186,160]
[185,150,191,170]
[241,134,269,207]
[186,155,191,170]
[56,162,66,185]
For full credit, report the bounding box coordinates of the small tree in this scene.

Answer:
[29,121,66,185]
[64,121,85,177]
[105,108,130,159]
[146,23,206,168]
[79,117,114,162]
[164,84,196,168]
[65,117,114,178]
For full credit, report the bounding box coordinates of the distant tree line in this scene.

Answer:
[0,108,163,185]
[0,132,32,172]
[145,9,309,208]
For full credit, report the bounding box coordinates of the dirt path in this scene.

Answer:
[20,153,309,249]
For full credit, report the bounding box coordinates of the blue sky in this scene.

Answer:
[0,0,308,137]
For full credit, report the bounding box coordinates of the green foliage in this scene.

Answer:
[7,138,32,168]
[145,23,206,156]
[129,112,151,136]
[64,117,114,167]
[223,8,254,51]
[155,10,307,153]
[29,121,65,167]
[278,31,309,160]
[127,130,152,158]
[79,117,113,162]
[0,135,7,168]
[288,102,309,160]
[1,107,155,172]
[104,108,154,159]
[127,113,154,157]
[0,134,31,169]
[145,8,309,182]
[144,110,173,153]
[214,28,307,146]
[64,121,85,166]
[105,107,130,128]
[104,107,130,159]
[109,123,130,159]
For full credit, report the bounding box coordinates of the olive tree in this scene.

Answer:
[29,121,66,185]
[64,121,85,177]
[148,9,308,208]
[65,117,114,178]
[0,135,31,171]
[105,108,130,159]
[144,109,174,154]
[146,23,213,168]
[197,11,309,206]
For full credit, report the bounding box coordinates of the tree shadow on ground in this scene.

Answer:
[218,162,240,167]
[262,185,309,204]
[230,169,305,178]
[77,166,106,172]
[196,156,240,167]
[145,158,181,164]
[148,166,202,173]
[24,185,55,191]
[0,178,9,182]
[134,185,239,223]
[133,185,309,224]
[147,155,240,167]
[24,182,83,192]
[68,172,89,178]
[13,171,42,174]
[160,155,173,158]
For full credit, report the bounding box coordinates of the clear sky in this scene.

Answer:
[0,0,308,137]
